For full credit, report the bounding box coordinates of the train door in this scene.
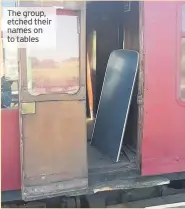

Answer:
[141,2,185,175]
[18,2,87,201]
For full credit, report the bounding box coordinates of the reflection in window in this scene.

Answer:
[1,40,19,108]
[181,38,185,100]
[182,4,185,32]
[27,12,80,95]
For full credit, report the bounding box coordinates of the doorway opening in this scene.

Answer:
[85,1,141,184]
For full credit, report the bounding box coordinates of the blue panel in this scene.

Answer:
[91,49,139,162]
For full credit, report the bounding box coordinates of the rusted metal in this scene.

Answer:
[137,0,145,171]
[21,102,36,115]
[23,178,88,201]
[21,101,88,201]
[18,1,88,201]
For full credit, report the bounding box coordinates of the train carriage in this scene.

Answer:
[1,0,185,206]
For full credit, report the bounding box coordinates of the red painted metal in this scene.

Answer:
[177,2,185,107]
[1,109,21,191]
[142,2,185,176]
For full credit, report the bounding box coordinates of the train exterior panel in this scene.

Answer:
[142,2,185,175]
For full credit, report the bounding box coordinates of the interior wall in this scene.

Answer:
[86,2,124,114]
[86,2,140,150]
[123,2,140,151]
[124,2,140,51]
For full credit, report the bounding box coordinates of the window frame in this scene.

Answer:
[177,2,185,106]
[18,1,86,102]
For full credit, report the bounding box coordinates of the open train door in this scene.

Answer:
[18,2,87,201]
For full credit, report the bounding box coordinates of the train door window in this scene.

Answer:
[1,38,19,109]
[180,4,185,100]
[26,10,80,96]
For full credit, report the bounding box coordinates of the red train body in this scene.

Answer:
[1,1,185,203]
[142,2,185,175]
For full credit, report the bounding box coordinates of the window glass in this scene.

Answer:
[181,38,185,100]
[27,13,80,95]
[1,39,19,109]
[182,4,185,32]
[1,1,19,109]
